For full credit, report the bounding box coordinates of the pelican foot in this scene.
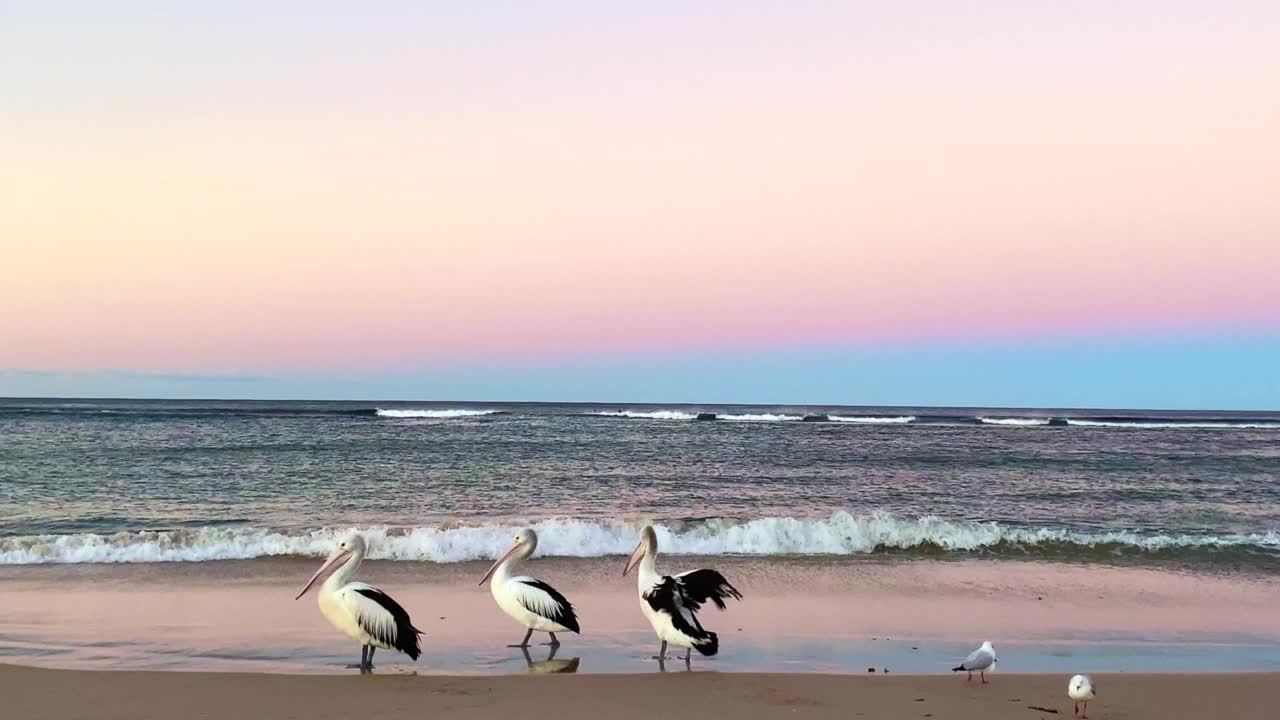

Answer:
[507,643,531,648]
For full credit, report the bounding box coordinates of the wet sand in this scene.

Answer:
[3,557,1279,674]
[3,663,1275,720]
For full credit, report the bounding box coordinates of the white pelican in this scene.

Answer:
[1068,674,1095,718]
[622,525,742,666]
[478,528,581,647]
[952,640,997,682]
[295,533,422,672]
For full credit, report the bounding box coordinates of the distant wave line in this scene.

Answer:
[374,408,503,419]
[828,415,917,424]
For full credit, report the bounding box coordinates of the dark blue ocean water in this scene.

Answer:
[1,398,1277,569]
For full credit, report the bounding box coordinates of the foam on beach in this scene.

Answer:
[4,512,1278,565]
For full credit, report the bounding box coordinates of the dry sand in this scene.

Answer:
[3,663,1273,720]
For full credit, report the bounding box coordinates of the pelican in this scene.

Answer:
[295,533,422,673]
[952,640,997,682]
[1068,674,1095,718]
[622,525,742,666]
[478,528,580,647]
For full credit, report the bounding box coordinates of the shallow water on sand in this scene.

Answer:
[2,558,1278,675]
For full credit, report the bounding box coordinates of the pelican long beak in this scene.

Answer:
[622,541,645,576]
[294,548,350,600]
[478,542,521,586]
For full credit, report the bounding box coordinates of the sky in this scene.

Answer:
[1,2,1277,407]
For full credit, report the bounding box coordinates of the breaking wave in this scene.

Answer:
[978,417,1052,426]
[3,513,1277,565]
[829,416,917,424]
[1066,419,1280,429]
[719,413,803,422]
[590,410,699,420]
[374,408,502,419]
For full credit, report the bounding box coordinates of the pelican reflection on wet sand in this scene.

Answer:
[520,645,581,674]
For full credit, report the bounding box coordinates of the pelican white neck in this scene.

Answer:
[295,534,368,600]
[479,529,538,586]
[623,527,659,578]
[324,548,363,590]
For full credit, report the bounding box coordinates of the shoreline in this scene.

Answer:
[3,557,1279,675]
[5,664,1277,720]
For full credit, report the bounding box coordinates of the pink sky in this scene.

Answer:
[2,2,1277,373]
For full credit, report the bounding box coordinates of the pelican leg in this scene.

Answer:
[507,628,534,648]
[544,632,560,648]
[357,645,369,674]
[366,646,376,672]
[684,647,692,670]
[651,640,668,660]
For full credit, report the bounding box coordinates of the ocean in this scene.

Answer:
[3,397,1278,570]
[4,397,1280,674]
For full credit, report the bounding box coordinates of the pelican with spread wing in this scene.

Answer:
[622,525,742,667]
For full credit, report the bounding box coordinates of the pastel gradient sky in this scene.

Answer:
[2,2,1277,406]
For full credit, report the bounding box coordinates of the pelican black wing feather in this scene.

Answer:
[643,575,721,655]
[515,579,581,634]
[352,587,423,660]
[643,576,706,638]
[674,569,742,610]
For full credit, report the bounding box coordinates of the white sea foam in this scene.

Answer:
[589,410,699,420]
[375,408,501,418]
[977,417,1051,426]
[828,416,917,424]
[3,513,1277,565]
[1066,419,1280,429]
[719,413,803,422]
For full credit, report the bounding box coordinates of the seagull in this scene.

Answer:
[479,528,581,648]
[952,640,997,682]
[1068,674,1095,717]
[622,525,742,668]
[294,532,422,673]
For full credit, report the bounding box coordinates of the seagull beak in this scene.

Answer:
[294,548,350,600]
[622,541,645,576]
[478,542,520,586]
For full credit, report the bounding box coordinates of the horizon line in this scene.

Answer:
[2,395,1277,415]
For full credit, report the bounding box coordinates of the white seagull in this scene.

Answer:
[1068,674,1096,718]
[952,640,997,682]
[479,528,581,647]
[294,533,422,673]
[622,525,742,666]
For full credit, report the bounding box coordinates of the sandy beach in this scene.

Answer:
[5,663,1275,720]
